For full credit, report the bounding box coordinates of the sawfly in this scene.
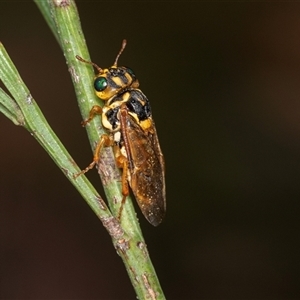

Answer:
[75,40,166,226]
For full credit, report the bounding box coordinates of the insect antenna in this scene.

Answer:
[75,55,103,73]
[113,39,127,67]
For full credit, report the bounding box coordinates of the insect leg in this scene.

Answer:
[81,105,103,126]
[73,134,113,178]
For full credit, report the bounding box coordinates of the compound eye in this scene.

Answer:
[126,67,135,77]
[94,77,108,92]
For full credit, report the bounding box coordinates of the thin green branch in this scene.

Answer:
[43,1,165,299]
[0,42,111,220]
[35,0,59,43]
[0,87,24,125]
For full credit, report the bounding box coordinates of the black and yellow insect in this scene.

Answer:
[75,40,166,226]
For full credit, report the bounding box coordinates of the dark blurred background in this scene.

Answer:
[1,2,300,299]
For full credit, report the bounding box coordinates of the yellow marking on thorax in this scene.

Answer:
[112,76,123,87]
[140,118,152,130]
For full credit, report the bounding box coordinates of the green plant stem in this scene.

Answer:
[0,0,166,299]
[0,42,111,220]
[0,88,24,125]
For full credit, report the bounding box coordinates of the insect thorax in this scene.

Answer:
[102,89,152,133]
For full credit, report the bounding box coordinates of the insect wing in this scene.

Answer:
[121,110,166,226]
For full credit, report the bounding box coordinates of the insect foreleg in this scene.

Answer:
[81,105,103,126]
[74,134,113,178]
